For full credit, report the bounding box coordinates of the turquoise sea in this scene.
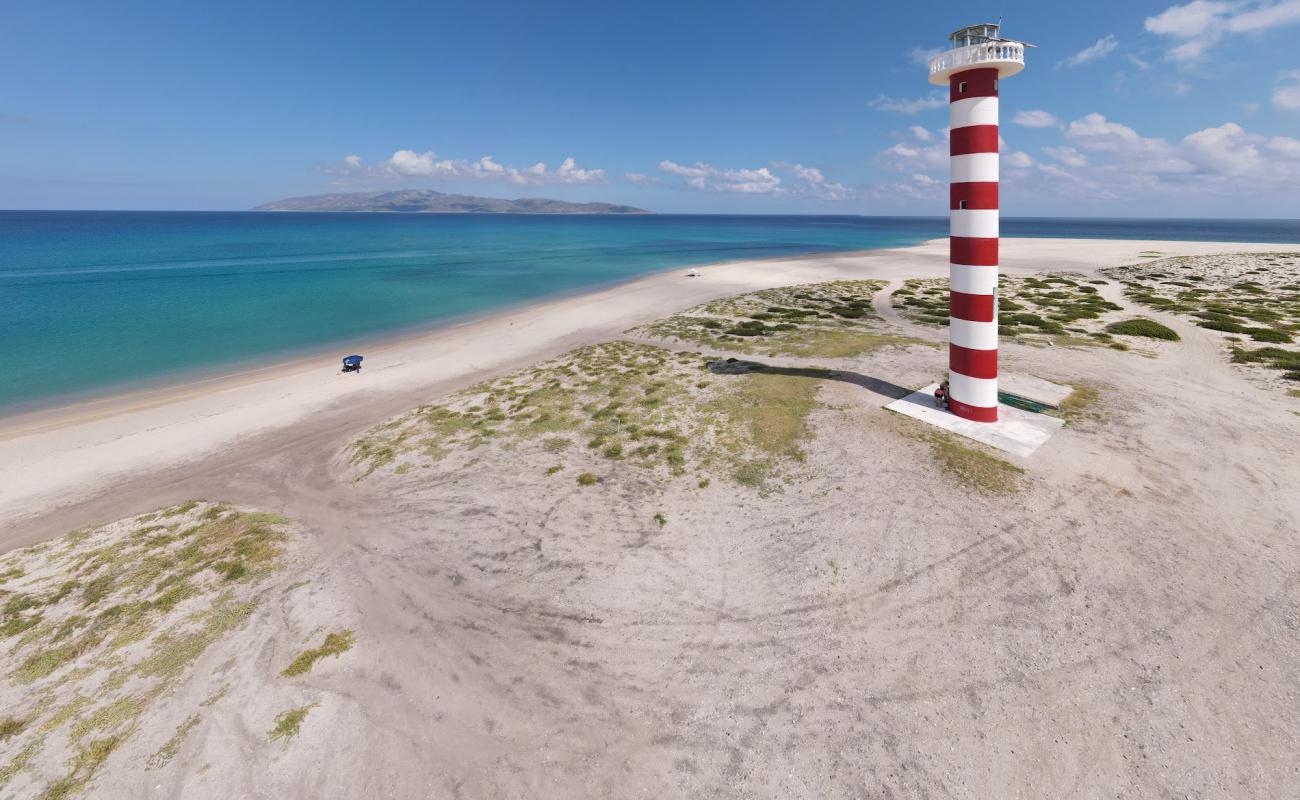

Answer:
[2,211,1298,413]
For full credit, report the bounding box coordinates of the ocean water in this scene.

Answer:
[2,211,1298,413]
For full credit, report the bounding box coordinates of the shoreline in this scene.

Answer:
[2,236,1295,546]
[0,244,896,430]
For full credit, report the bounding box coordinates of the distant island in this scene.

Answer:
[253,189,648,214]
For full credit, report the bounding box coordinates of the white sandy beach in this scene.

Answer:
[0,236,1289,544]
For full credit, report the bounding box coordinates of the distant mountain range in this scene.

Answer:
[253,190,648,214]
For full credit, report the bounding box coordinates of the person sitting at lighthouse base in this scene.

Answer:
[934,379,950,409]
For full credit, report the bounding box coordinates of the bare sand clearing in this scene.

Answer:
[1,238,1298,799]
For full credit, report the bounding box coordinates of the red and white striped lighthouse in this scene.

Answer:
[928,24,1028,423]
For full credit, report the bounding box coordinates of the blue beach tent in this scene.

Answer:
[342,354,363,371]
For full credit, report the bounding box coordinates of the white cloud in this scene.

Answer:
[554,157,604,184]
[907,45,946,66]
[1229,0,1300,31]
[773,162,851,199]
[658,160,782,194]
[870,113,1300,208]
[1273,69,1300,109]
[880,140,948,172]
[1066,113,1197,173]
[1059,34,1119,68]
[870,172,943,201]
[1013,110,1061,128]
[1145,1,1235,39]
[868,92,946,114]
[1005,151,1035,169]
[623,172,658,186]
[878,125,948,173]
[1268,135,1300,157]
[656,160,852,199]
[385,149,454,177]
[1065,113,1145,149]
[1145,1,1300,63]
[1043,145,1089,167]
[327,150,607,186]
[1182,122,1265,173]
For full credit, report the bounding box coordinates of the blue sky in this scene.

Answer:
[2,0,1299,216]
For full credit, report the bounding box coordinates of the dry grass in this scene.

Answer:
[269,702,318,746]
[717,372,821,467]
[350,342,827,490]
[890,418,1024,496]
[0,502,297,796]
[146,714,199,770]
[281,630,355,678]
[632,279,930,358]
[1058,384,1103,426]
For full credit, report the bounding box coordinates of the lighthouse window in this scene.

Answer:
[959,200,968,209]
[958,81,968,93]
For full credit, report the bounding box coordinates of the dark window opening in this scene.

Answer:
[959,81,968,93]
[959,200,969,209]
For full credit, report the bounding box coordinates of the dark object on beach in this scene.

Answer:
[934,379,950,409]
[342,355,364,373]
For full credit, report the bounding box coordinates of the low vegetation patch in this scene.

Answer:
[0,715,26,740]
[268,702,318,746]
[894,273,1129,348]
[1103,252,1300,391]
[1231,346,1300,380]
[924,431,1024,495]
[146,714,199,770]
[0,502,297,797]
[633,279,930,358]
[1057,384,1104,426]
[281,629,355,677]
[890,418,1024,495]
[350,342,829,489]
[1106,318,1180,341]
[712,368,823,489]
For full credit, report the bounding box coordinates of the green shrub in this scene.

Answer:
[576,472,598,486]
[1199,319,1247,333]
[1231,347,1300,369]
[1106,318,1180,341]
[1245,327,1292,343]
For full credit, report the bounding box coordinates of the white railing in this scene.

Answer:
[929,42,1025,77]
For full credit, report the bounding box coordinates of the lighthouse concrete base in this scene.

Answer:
[886,382,1065,457]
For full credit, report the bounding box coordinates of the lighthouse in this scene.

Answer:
[928,24,1029,423]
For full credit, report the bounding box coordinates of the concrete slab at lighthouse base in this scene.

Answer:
[998,374,1074,409]
[886,383,1065,457]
